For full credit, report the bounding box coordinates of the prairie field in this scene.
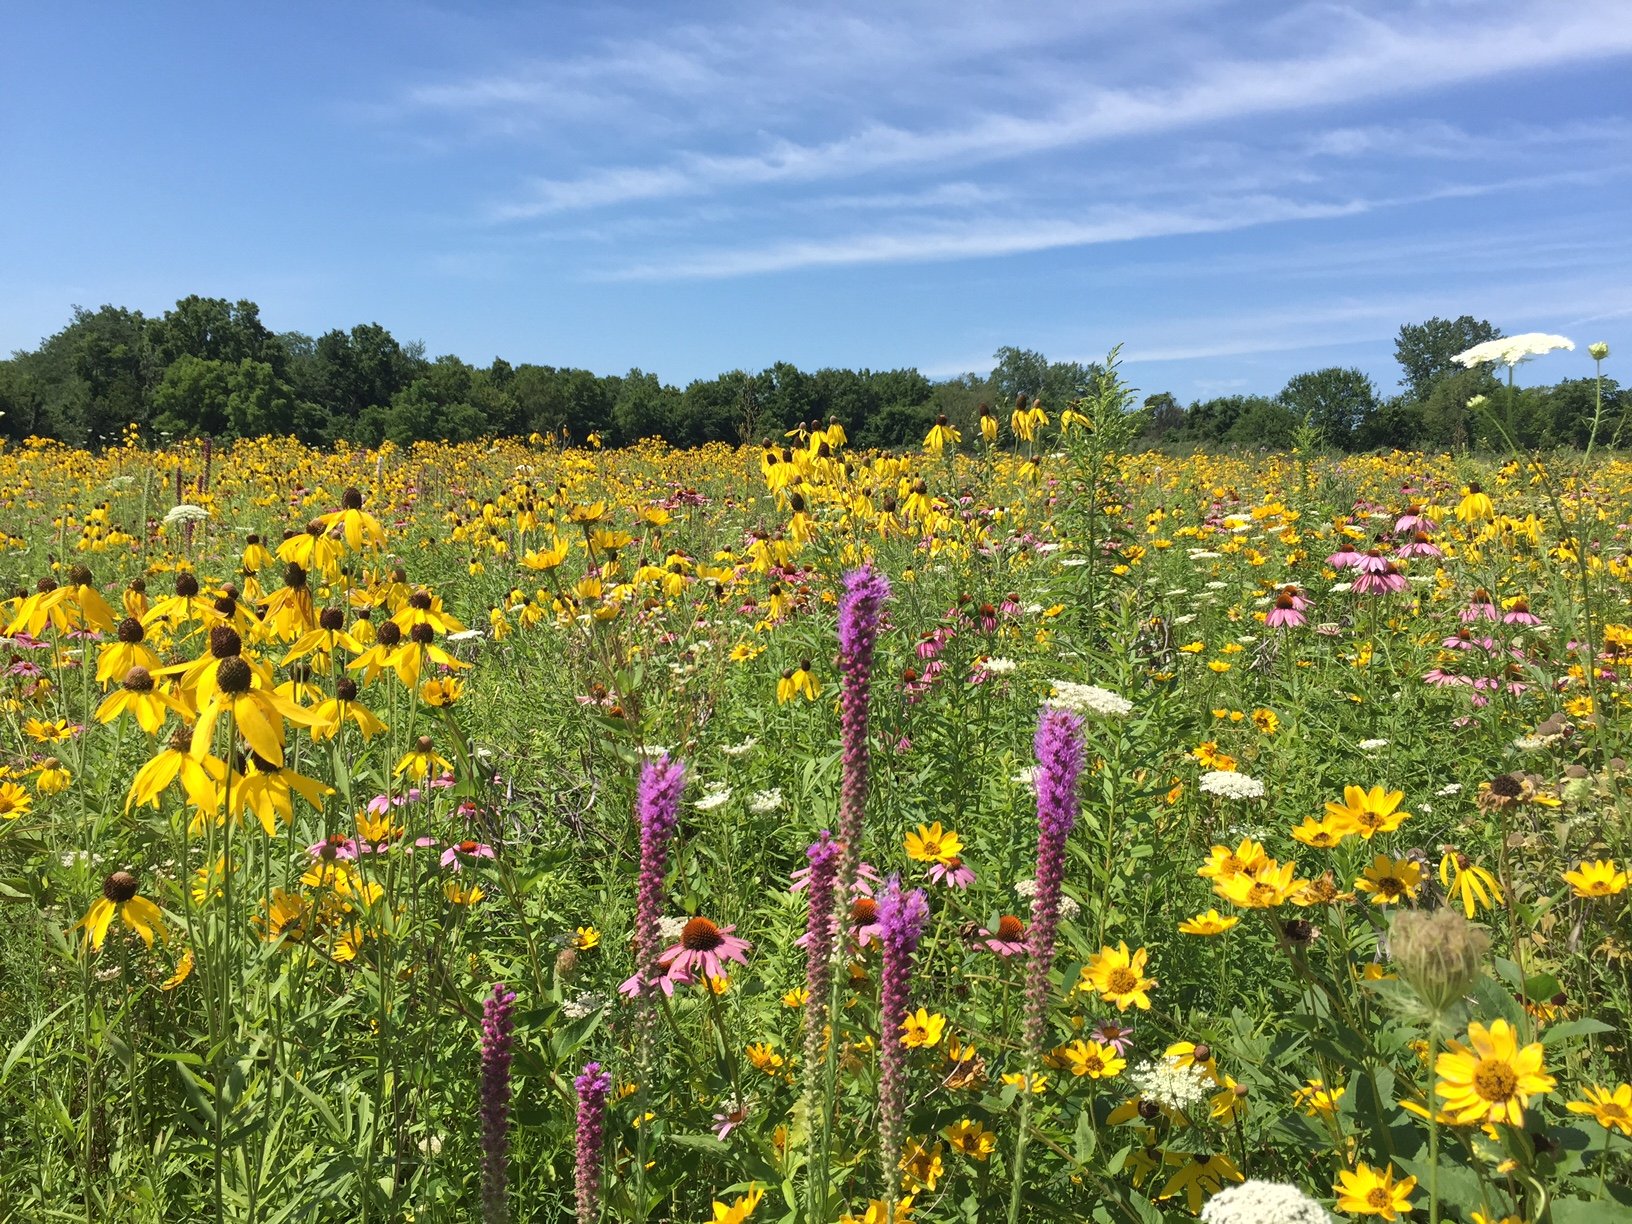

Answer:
[1,395,1630,1223]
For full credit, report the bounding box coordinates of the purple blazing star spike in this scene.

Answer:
[875,875,929,1200]
[624,754,686,998]
[835,565,891,892]
[479,983,517,1224]
[799,832,842,1086]
[1024,706,1084,1061]
[573,1061,612,1224]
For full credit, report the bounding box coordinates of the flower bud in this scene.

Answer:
[1389,907,1488,1013]
[1589,342,1609,361]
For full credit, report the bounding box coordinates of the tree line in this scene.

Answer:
[0,298,1621,451]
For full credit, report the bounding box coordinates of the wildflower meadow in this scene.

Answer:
[2,344,1631,1224]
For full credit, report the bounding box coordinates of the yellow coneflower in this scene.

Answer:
[95,666,191,734]
[309,678,389,741]
[96,618,161,685]
[776,660,820,703]
[277,521,343,579]
[394,735,452,782]
[34,758,72,795]
[922,415,961,456]
[1438,849,1504,917]
[127,731,228,815]
[419,676,464,707]
[191,651,317,767]
[262,563,317,641]
[241,533,275,572]
[231,754,333,836]
[316,487,387,552]
[391,589,466,636]
[283,606,362,673]
[77,870,166,950]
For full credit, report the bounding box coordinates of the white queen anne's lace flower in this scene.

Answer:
[693,785,732,812]
[1046,681,1133,718]
[747,788,784,814]
[1453,332,1574,368]
[1200,771,1265,800]
[162,503,209,526]
[1130,1056,1212,1112]
[1200,1179,1332,1224]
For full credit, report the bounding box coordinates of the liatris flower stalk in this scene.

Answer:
[573,1062,612,1224]
[800,831,843,1076]
[876,875,929,1203]
[835,565,891,891]
[627,754,686,996]
[1024,706,1084,1060]
[479,982,518,1224]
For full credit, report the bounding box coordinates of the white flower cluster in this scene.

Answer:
[1356,738,1389,752]
[1435,783,1463,797]
[720,736,758,758]
[562,993,606,1021]
[1199,771,1265,801]
[1046,680,1133,718]
[747,788,784,814]
[1454,332,1574,369]
[162,503,209,526]
[693,784,732,812]
[1012,880,1081,921]
[981,656,1018,675]
[1130,1056,1212,1112]
[656,916,686,942]
[1200,1179,1332,1224]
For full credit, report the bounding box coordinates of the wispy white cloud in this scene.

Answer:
[595,168,1619,281]
[479,1,1632,219]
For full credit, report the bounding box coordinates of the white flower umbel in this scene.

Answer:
[162,503,209,526]
[1454,333,1574,369]
[1200,1179,1332,1224]
[720,736,758,758]
[1130,1056,1212,1113]
[1356,738,1389,752]
[747,788,784,814]
[1046,681,1133,718]
[656,916,686,942]
[693,785,732,812]
[1200,771,1265,801]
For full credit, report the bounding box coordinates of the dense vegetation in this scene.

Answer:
[2,299,1624,452]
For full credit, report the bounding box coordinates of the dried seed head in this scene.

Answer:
[1390,908,1488,1012]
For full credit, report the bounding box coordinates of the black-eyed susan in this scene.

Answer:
[1563,859,1628,898]
[1439,849,1504,917]
[77,870,166,950]
[1435,1018,1554,1126]
[1061,1039,1125,1079]
[0,781,33,820]
[900,1008,946,1049]
[1567,1083,1632,1135]
[1081,942,1156,1011]
[1289,815,1346,849]
[709,1186,762,1224]
[1333,1162,1416,1220]
[1325,784,1410,838]
[1355,854,1422,905]
[1177,909,1238,936]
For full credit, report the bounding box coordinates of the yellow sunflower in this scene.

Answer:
[1435,1018,1554,1126]
[1081,942,1156,1011]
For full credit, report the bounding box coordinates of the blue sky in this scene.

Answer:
[4,1,1630,402]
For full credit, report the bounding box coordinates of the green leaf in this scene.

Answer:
[1539,1017,1612,1047]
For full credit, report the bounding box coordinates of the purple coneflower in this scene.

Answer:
[1091,1020,1136,1055]
[657,916,752,984]
[1265,590,1307,629]
[479,982,517,1224]
[1502,597,1541,625]
[441,839,496,870]
[876,875,929,1197]
[1353,564,1408,595]
[1394,505,1437,534]
[1395,531,1443,559]
[1024,706,1084,1061]
[1460,588,1499,621]
[573,1062,612,1224]
[927,856,975,889]
[977,914,1028,957]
